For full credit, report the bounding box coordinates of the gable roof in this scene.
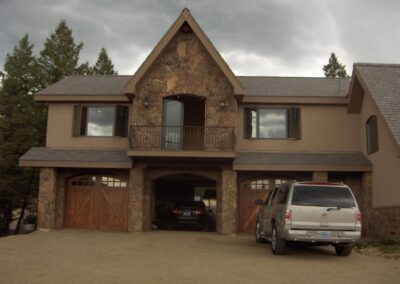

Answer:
[351,63,400,145]
[123,8,244,95]
[35,75,348,98]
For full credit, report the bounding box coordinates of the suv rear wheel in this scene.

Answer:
[271,225,286,255]
[255,220,266,243]
[334,244,352,256]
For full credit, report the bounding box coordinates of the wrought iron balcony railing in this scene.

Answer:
[128,126,235,151]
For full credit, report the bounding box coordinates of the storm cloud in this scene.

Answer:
[1,0,400,77]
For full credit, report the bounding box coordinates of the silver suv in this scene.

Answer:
[255,181,362,256]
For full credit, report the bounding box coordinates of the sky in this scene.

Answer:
[1,0,400,77]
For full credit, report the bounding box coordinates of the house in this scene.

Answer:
[20,9,400,238]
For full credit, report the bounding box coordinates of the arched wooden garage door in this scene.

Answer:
[64,175,128,231]
[239,178,288,234]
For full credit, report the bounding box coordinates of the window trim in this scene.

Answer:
[73,104,129,138]
[243,106,300,140]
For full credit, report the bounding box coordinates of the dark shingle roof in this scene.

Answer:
[36,76,131,95]
[36,75,349,97]
[20,147,131,163]
[355,63,400,145]
[235,151,371,166]
[237,76,350,97]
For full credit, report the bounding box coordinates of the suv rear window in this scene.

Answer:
[291,186,356,208]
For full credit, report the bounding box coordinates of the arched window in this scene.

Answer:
[366,115,379,154]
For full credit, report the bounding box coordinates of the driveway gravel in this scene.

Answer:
[0,230,399,284]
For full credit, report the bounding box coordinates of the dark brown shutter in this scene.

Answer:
[73,105,82,137]
[244,108,254,139]
[79,106,87,136]
[289,107,301,139]
[115,105,129,137]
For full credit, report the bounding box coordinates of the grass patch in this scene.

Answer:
[355,236,400,260]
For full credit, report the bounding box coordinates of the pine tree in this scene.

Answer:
[38,20,89,85]
[91,48,117,75]
[323,53,349,78]
[0,35,46,234]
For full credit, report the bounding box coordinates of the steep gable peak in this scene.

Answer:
[124,8,244,95]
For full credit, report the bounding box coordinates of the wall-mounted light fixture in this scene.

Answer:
[219,99,226,110]
[143,97,150,108]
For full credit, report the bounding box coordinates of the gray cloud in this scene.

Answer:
[1,0,400,77]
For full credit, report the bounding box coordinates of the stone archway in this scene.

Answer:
[128,166,237,235]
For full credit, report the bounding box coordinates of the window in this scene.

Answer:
[244,107,301,139]
[292,186,356,208]
[273,184,289,205]
[101,176,127,188]
[366,115,379,154]
[70,176,96,186]
[73,105,129,137]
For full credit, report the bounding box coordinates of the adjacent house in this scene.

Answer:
[20,9,400,238]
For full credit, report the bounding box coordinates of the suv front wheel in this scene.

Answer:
[271,225,286,255]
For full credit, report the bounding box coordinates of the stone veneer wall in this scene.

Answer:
[132,29,236,145]
[37,168,57,230]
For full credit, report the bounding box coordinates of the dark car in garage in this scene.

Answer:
[170,201,209,230]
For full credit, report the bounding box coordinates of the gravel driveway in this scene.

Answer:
[0,230,399,284]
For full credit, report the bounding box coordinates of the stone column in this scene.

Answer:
[361,172,373,237]
[37,168,57,231]
[312,171,328,182]
[128,164,145,232]
[220,169,237,235]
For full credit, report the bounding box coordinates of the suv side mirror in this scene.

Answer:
[254,199,264,206]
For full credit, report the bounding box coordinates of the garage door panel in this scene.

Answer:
[64,175,128,231]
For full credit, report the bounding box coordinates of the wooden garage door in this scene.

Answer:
[239,178,287,234]
[64,175,128,231]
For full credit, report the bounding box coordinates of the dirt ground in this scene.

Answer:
[0,230,399,284]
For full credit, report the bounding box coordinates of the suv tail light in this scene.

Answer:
[194,209,205,215]
[172,208,180,215]
[356,211,362,225]
[284,209,292,225]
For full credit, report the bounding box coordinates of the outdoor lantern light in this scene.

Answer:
[219,99,226,109]
[143,98,150,108]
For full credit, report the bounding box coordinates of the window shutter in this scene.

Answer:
[115,105,129,137]
[289,107,301,139]
[244,108,254,139]
[72,105,84,137]
[79,106,87,136]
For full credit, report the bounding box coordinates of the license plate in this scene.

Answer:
[183,211,191,216]
[318,231,331,238]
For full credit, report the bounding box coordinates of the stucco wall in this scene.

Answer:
[46,103,129,149]
[360,92,400,207]
[236,104,361,152]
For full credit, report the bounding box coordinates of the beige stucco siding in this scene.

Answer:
[236,104,361,152]
[360,93,400,207]
[46,103,129,149]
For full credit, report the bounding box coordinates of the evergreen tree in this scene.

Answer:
[38,20,89,85]
[92,48,117,75]
[0,35,46,234]
[323,53,349,78]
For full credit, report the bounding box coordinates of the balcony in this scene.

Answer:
[128,126,236,158]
